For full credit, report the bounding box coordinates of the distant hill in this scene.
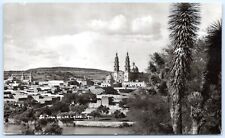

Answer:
[4,67,111,81]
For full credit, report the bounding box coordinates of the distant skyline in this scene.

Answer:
[4,3,222,72]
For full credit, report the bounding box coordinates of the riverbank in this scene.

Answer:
[73,120,134,128]
[5,118,135,128]
[4,124,133,135]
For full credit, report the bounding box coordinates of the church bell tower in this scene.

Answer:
[21,72,25,81]
[114,53,119,72]
[113,53,120,82]
[124,52,131,82]
[29,72,33,83]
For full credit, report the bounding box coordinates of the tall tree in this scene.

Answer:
[201,21,221,103]
[168,3,200,134]
[202,21,221,134]
[152,53,165,69]
[189,21,221,134]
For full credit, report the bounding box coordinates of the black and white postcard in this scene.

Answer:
[3,2,222,135]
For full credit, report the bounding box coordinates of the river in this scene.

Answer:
[4,125,132,135]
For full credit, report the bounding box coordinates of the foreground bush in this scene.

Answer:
[127,94,172,134]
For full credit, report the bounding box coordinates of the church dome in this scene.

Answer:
[133,66,139,72]
[132,62,139,73]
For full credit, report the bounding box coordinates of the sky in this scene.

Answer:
[3,3,222,72]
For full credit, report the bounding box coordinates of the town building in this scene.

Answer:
[20,72,33,84]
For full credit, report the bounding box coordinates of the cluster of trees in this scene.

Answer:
[14,108,62,135]
[4,96,42,121]
[89,105,126,120]
[89,105,110,120]
[34,92,97,116]
[62,92,97,105]
[70,104,88,116]
[9,91,99,134]
[113,110,126,119]
[46,102,70,114]
[128,3,221,135]
[102,87,119,95]
[147,52,169,96]
[128,94,172,134]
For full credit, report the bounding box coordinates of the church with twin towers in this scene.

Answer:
[103,52,146,88]
[113,52,139,83]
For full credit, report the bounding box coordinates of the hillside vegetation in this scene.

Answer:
[4,67,111,81]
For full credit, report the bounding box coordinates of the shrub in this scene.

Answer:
[127,94,172,134]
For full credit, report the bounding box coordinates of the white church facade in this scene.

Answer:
[102,52,146,88]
